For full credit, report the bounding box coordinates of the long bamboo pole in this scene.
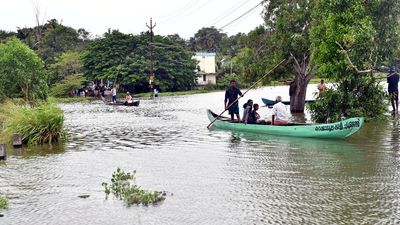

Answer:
[207,58,286,129]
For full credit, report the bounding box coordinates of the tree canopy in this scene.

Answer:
[82,30,197,93]
[0,37,48,101]
[309,0,399,121]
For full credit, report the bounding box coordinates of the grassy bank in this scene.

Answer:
[0,101,65,145]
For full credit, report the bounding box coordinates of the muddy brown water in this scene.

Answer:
[0,86,399,225]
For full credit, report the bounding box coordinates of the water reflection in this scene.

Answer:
[9,144,65,158]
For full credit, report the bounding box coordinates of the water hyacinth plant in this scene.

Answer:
[1,103,65,145]
[0,196,7,209]
[102,168,166,206]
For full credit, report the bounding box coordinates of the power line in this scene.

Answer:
[210,0,252,26]
[220,3,262,30]
[219,1,264,30]
[158,0,199,22]
[161,0,213,24]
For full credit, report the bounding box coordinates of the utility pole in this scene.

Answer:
[146,18,156,98]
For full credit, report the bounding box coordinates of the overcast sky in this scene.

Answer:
[0,0,265,39]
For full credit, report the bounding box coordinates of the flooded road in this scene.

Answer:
[1,85,399,224]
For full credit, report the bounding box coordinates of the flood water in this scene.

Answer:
[1,85,399,225]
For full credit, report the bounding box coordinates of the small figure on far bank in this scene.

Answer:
[317,79,326,94]
[387,66,399,112]
[224,80,244,121]
[111,86,117,104]
[271,96,289,125]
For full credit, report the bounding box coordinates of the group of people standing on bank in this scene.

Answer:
[224,80,289,125]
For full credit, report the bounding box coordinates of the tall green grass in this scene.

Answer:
[1,102,64,145]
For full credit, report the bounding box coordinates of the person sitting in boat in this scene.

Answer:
[252,104,266,124]
[242,99,254,124]
[271,96,289,125]
[124,92,133,104]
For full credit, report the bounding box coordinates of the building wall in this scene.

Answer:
[196,74,217,85]
[193,52,216,74]
[193,52,217,85]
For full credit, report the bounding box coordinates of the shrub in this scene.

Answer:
[102,168,166,206]
[1,103,64,145]
[309,77,387,123]
[50,74,85,97]
[0,196,7,209]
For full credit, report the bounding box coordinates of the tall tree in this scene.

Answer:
[0,37,47,101]
[0,30,16,41]
[263,0,314,113]
[191,27,227,53]
[234,26,271,85]
[372,0,400,64]
[37,20,84,65]
[82,30,197,93]
[49,51,83,85]
[309,0,398,122]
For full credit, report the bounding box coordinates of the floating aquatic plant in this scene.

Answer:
[0,196,7,209]
[102,168,166,206]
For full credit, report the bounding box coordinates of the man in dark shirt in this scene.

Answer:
[387,66,399,112]
[225,80,243,121]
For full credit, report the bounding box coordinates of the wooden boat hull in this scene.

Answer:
[261,98,315,106]
[207,109,364,139]
[105,100,140,106]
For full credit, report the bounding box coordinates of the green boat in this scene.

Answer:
[207,110,364,139]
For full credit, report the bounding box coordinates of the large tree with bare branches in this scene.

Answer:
[263,0,314,113]
[310,0,400,122]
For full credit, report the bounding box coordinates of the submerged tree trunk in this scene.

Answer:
[289,53,314,113]
[289,78,309,113]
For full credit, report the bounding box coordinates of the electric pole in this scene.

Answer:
[146,18,156,98]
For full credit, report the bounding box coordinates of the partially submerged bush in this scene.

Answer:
[1,103,64,145]
[309,78,387,123]
[0,196,7,209]
[102,168,166,206]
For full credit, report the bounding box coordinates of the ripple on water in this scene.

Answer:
[1,89,400,224]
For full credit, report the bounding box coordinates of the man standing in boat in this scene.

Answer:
[387,66,399,112]
[225,80,243,121]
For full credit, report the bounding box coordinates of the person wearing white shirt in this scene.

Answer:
[272,96,289,125]
[111,87,117,103]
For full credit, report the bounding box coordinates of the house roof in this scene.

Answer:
[195,52,216,57]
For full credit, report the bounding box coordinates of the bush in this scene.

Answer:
[309,77,387,122]
[50,74,85,97]
[0,196,7,209]
[102,168,166,206]
[0,37,48,102]
[1,103,64,145]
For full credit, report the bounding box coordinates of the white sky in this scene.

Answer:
[0,0,265,39]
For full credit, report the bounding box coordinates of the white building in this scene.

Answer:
[193,52,217,85]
